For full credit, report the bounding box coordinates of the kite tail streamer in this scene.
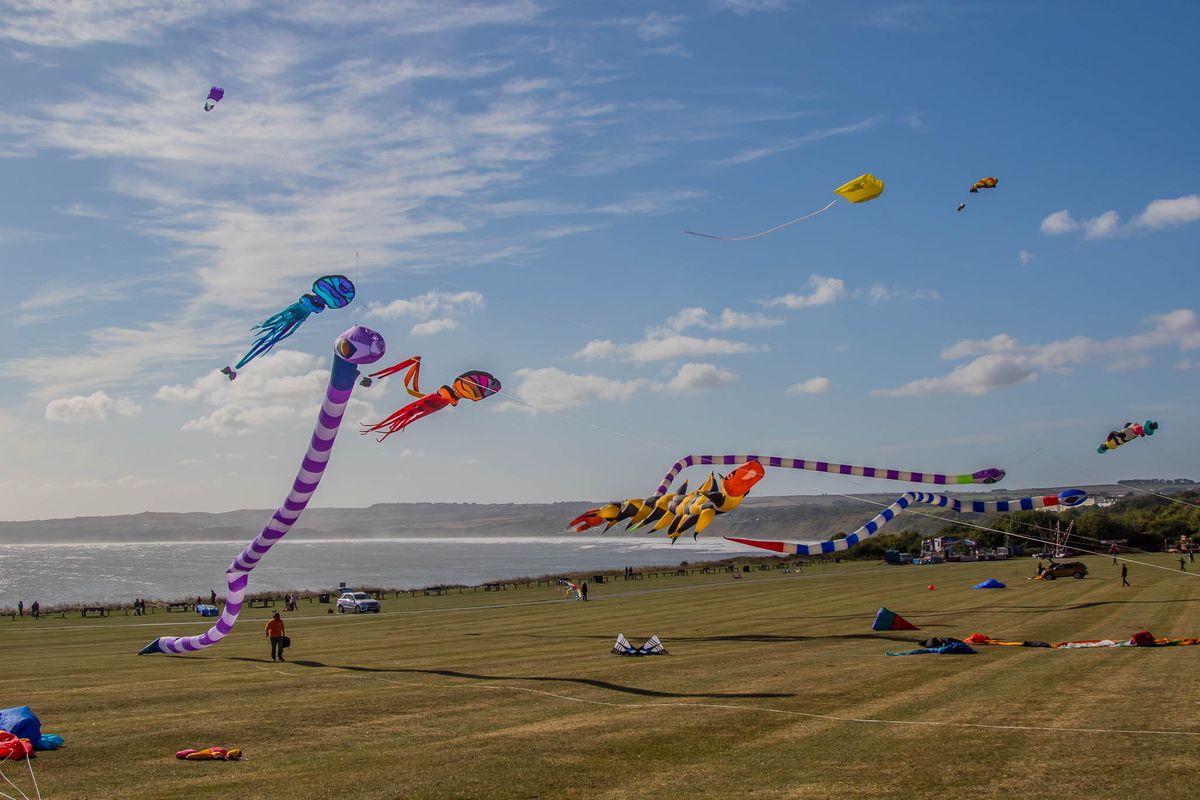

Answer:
[654,455,1005,497]
[361,393,452,441]
[683,200,838,241]
[726,489,1087,556]
[234,305,311,370]
[367,356,425,397]
[140,326,385,655]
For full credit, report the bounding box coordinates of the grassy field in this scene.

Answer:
[6,553,1200,799]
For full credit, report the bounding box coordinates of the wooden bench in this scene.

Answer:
[80,607,108,618]
[246,598,275,609]
[166,603,192,612]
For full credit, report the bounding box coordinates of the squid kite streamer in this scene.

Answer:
[140,325,385,656]
[726,489,1088,556]
[557,579,582,600]
[204,86,224,112]
[684,172,884,241]
[362,367,501,441]
[222,275,355,380]
[1097,420,1158,454]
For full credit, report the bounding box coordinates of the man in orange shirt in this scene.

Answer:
[266,612,286,662]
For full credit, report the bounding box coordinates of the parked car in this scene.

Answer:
[337,591,381,613]
[1040,561,1088,580]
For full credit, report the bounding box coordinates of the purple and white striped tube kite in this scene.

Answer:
[139,325,385,656]
[652,455,1005,497]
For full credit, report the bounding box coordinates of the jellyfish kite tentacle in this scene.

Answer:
[726,489,1088,556]
[362,368,501,441]
[652,454,1005,497]
[139,325,385,656]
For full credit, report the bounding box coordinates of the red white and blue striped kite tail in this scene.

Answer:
[725,489,1087,556]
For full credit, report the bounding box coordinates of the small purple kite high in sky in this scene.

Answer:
[204,86,224,112]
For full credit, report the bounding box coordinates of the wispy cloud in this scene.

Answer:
[875,309,1200,397]
[713,118,878,166]
[155,349,378,436]
[786,376,831,396]
[1041,195,1200,240]
[1018,249,1034,266]
[710,0,795,13]
[498,361,736,413]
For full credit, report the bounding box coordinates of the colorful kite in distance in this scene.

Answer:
[970,177,998,193]
[362,368,501,441]
[726,489,1087,556]
[205,86,224,112]
[684,172,884,241]
[222,274,355,381]
[1097,420,1158,454]
[557,579,582,600]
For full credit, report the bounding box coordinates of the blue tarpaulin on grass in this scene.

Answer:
[974,578,1006,589]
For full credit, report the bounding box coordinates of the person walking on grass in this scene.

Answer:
[266,612,286,662]
[581,581,588,602]
[1180,557,1187,573]
[1121,563,1129,587]
[16,600,22,617]
[30,600,39,620]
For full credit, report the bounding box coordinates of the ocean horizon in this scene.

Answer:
[0,535,753,607]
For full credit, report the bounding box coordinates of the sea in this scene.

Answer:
[0,536,751,607]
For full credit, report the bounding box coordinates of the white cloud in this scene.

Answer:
[1040,210,1079,235]
[876,309,1200,397]
[1083,210,1120,240]
[1018,249,1034,266]
[867,285,891,304]
[711,0,793,12]
[367,290,484,321]
[410,318,459,336]
[44,390,143,423]
[1135,195,1200,230]
[652,362,736,393]
[661,307,782,333]
[762,274,846,309]
[154,349,378,436]
[0,0,248,48]
[575,334,760,364]
[786,376,832,396]
[1041,195,1200,240]
[497,367,650,413]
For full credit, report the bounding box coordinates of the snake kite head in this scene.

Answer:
[336,325,386,365]
[1057,489,1088,507]
[720,460,766,498]
[973,467,1005,484]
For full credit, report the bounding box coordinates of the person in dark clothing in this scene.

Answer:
[1110,544,1119,565]
[581,582,588,601]
[1180,557,1187,573]
[1121,563,1130,587]
[17,600,22,617]
[266,612,286,661]
[30,600,40,619]
[210,589,217,605]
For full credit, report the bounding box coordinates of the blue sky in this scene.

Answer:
[1,0,1198,521]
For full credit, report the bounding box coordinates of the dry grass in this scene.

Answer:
[5,554,1200,799]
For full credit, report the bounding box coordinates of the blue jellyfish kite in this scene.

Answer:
[222,275,355,381]
[205,86,224,112]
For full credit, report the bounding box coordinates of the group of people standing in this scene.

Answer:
[15,600,39,619]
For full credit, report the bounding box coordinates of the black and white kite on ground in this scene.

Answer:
[612,634,668,656]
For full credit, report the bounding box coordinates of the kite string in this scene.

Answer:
[684,200,838,241]
[0,763,28,800]
[22,758,37,800]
